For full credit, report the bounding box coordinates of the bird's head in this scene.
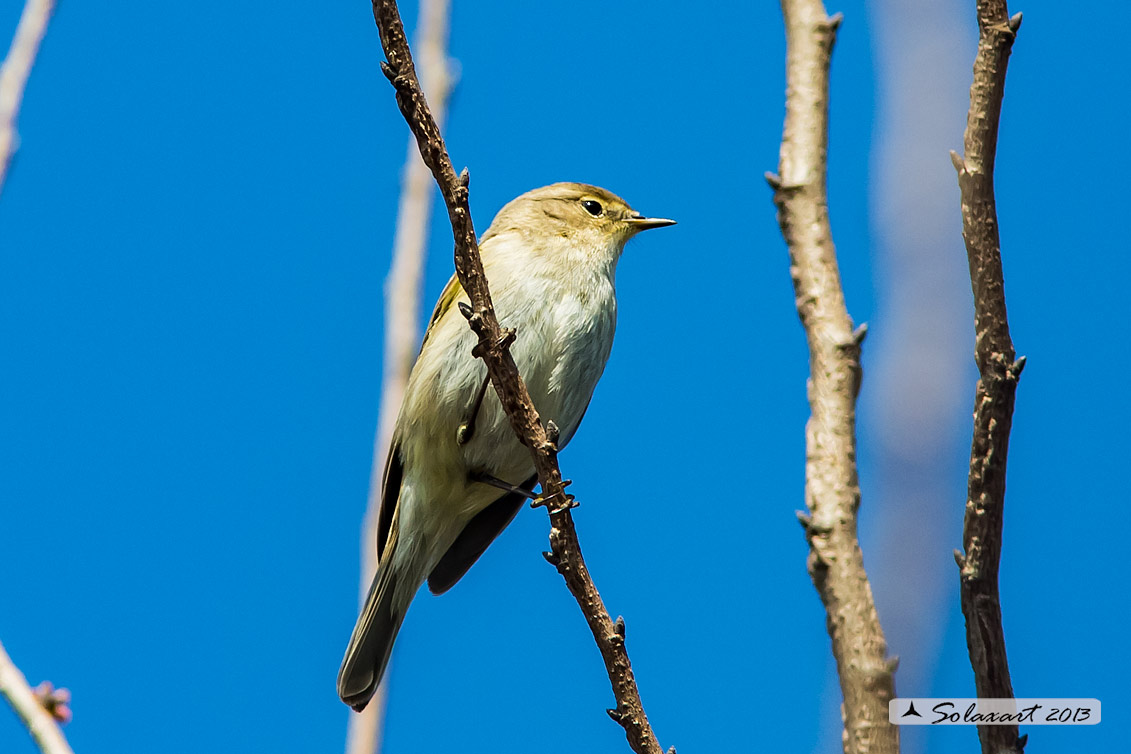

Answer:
[480,182,675,270]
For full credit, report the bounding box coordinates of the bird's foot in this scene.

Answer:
[531,479,576,511]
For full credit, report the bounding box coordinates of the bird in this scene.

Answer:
[337,182,674,711]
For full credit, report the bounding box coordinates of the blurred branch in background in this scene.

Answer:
[0,639,74,754]
[951,2,1025,753]
[863,4,972,752]
[367,2,667,752]
[767,2,899,753]
[347,2,456,753]
[1,3,69,752]
[0,0,55,196]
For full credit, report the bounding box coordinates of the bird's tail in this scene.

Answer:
[337,545,412,712]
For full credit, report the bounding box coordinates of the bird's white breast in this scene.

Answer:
[395,233,619,533]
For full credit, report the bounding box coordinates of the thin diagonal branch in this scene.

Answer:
[0,639,74,754]
[767,3,898,754]
[0,0,56,196]
[348,2,455,753]
[367,3,666,753]
[950,3,1025,754]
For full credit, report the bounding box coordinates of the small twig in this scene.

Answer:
[350,3,456,754]
[952,2,1025,753]
[0,0,57,197]
[0,639,74,754]
[768,3,898,754]
[368,3,664,752]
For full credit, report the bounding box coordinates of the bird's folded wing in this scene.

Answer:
[427,474,538,594]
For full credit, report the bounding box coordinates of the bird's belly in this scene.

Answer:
[463,301,613,480]
[398,281,615,530]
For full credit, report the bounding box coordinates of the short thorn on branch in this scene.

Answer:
[796,510,832,538]
[1010,355,1027,379]
[379,60,410,92]
[612,616,626,644]
[837,324,868,352]
[453,170,470,203]
[949,149,967,175]
[542,549,561,567]
[545,420,560,448]
[764,170,806,196]
[825,12,844,32]
[1007,12,1023,34]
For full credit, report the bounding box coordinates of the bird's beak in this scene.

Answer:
[625,212,676,231]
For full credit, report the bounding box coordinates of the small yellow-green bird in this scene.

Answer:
[337,182,674,711]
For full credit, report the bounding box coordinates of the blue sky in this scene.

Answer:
[1,1,1126,753]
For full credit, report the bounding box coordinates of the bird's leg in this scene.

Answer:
[468,470,539,500]
[456,371,491,446]
[470,469,577,510]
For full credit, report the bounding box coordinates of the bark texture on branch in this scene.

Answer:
[0,0,56,196]
[768,4,898,754]
[349,2,455,754]
[0,639,74,754]
[368,3,665,752]
[951,3,1025,754]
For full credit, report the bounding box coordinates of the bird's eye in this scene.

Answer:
[581,199,603,216]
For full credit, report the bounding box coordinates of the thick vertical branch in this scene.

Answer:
[0,639,74,754]
[951,3,1025,754]
[367,3,666,753]
[0,0,56,196]
[767,4,898,754]
[349,2,455,753]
